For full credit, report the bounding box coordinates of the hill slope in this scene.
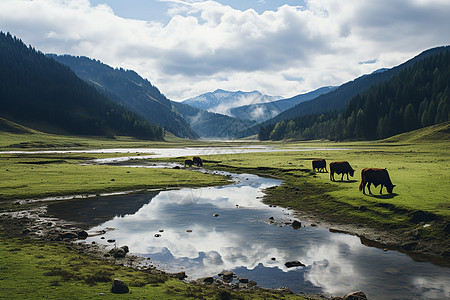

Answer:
[259,48,450,141]
[0,32,163,139]
[263,46,450,126]
[49,55,197,139]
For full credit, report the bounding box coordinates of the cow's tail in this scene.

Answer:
[358,169,365,191]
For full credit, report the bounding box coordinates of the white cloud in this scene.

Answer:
[0,0,449,100]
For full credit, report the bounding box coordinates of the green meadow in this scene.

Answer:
[0,121,449,298]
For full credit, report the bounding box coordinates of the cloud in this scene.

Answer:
[0,0,449,100]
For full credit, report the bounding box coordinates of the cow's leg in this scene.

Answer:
[330,172,334,181]
[367,183,373,195]
[346,173,350,181]
[380,185,383,194]
[362,182,366,194]
[341,173,344,181]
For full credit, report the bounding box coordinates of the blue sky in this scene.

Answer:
[1,0,449,100]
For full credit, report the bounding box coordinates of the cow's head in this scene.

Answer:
[386,184,396,194]
[349,169,355,177]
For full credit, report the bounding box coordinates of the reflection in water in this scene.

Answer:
[50,173,450,299]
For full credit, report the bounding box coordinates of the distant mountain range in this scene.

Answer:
[182,89,282,116]
[0,32,163,139]
[171,101,256,138]
[49,54,198,139]
[230,86,337,122]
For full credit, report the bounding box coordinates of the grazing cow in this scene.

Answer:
[193,156,203,167]
[184,159,194,168]
[312,159,327,173]
[359,168,395,194]
[330,161,355,181]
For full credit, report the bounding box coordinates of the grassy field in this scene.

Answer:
[0,120,449,298]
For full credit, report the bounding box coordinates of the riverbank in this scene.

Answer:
[189,137,449,266]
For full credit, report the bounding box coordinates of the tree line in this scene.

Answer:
[0,32,163,140]
[259,50,449,141]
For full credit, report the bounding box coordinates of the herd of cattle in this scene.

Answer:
[183,156,395,195]
[312,159,396,195]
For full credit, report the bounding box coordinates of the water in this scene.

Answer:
[47,172,450,299]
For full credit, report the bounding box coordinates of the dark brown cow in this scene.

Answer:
[312,159,327,172]
[193,156,203,167]
[184,159,194,168]
[359,168,395,194]
[330,161,355,181]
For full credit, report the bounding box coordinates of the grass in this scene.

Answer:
[0,153,230,201]
[0,234,307,299]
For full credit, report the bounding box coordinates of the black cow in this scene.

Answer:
[184,159,194,168]
[359,168,395,194]
[312,159,327,173]
[330,161,355,181]
[193,156,203,167]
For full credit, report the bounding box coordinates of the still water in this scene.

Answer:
[47,171,450,299]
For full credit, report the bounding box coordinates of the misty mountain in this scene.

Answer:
[262,46,450,127]
[230,86,337,122]
[0,32,163,139]
[49,54,198,139]
[182,89,282,116]
[171,101,256,138]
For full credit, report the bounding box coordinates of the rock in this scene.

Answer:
[409,210,437,223]
[269,216,274,220]
[57,232,78,240]
[186,230,192,233]
[120,245,129,253]
[213,214,219,217]
[110,179,115,181]
[311,223,318,227]
[343,291,368,300]
[107,239,115,243]
[248,280,257,287]
[401,242,418,250]
[77,230,88,239]
[173,166,181,169]
[172,271,187,280]
[221,271,234,282]
[154,234,161,237]
[271,257,276,261]
[202,277,214,284]
[238,277,249,283]
[291,220,302,229]
[284,260,305,268]
[111,279,129,294]
[358,205,368,212]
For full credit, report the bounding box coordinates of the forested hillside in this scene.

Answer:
[0,32,163,139]
[260,49,449,141]
[49,55,198,139]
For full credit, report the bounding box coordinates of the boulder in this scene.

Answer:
[120,245,129,253]
[343,291,368,300]
[172,271,187,280]
[201,277,214,284]
[408,210,436,223]
[221,271,234,282]
[291,220,302,229]
[56,232,78,240]
[284,260,305,268]
[238,277,249,283]
[77,230,88,239]
[111,279,129,294]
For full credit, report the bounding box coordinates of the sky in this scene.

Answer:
[1,0,449,101]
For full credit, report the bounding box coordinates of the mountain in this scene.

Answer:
[262,46,450,127]
[49,55,198,139]
[259,48,449,141]
[182,89,282,116]
[171,101,256,138]
[229,86,337,122]
[0,32,163,139]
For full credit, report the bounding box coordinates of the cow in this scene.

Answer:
[312,159,327,173]
[359,168,395,194]
[184,159,194,168]
[330,161,355,181]
[193,156,203,167]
